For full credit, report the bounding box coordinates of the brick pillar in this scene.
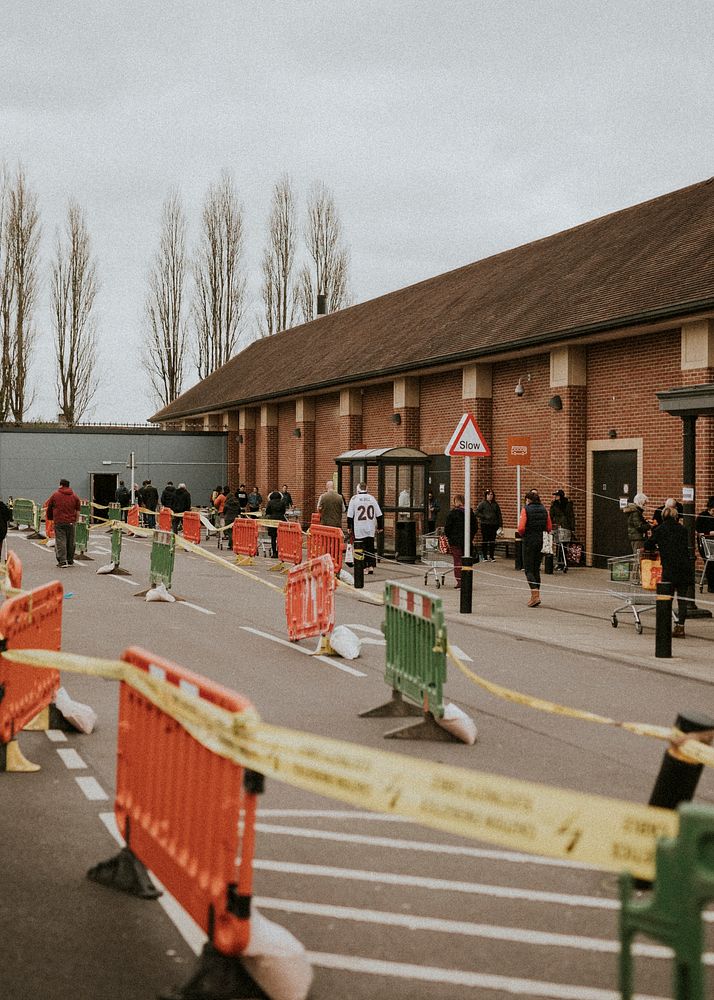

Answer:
[392,377,420,448]
[549,347,587,531]
[259,404,278,493]
[681,321,714,504]
[295,397,316,522]
[239,408,256,489]
[226,411,240,487]
[339,389,363,452]
[460,364,493,499]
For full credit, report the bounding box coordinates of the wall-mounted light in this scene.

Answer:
[515,373,531,397]
[608,428,617,439]
[293,427,302,438]
[391,413,402,425]
[547,395,563,411]
[237,433,244,444]
[102,460,112,466]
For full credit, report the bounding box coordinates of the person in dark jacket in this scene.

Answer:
[646,506,694,637]
[265,489,288,557]
[46,478,81,567]
[0,497,12,559]
[280,484,293,509]
[695,495,714,593]
[652,497,683,526]
[518,489,552,607]
[222,489,242,527]
[115,479,131,520]
[475,488,503,561]
[237,484,248,511]
[161,481,176,511]
[247,486,262,513]
[142,480,159,529]
[172,483,192,533]
[427,490,440,533]
[444,494,477,589]
[550,489,575,533]
[624,493,650,556]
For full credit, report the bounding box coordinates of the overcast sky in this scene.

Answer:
[2,1,713,423]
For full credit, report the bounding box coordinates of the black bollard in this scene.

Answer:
[353,545,364,589]
[514,533,523,571]
[459,556,473,614]
[654,581,673,658]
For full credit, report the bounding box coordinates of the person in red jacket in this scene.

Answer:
[46,478,81,568]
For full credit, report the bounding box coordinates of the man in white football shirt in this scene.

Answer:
[347,482,383,575]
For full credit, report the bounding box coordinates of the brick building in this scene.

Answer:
[152,177,714,563]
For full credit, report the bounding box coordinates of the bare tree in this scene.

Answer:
[144,191,188,406]
[260,174,298,335]
[0,167,14,421]
[2,166,40,422]
[193,173,246,378]
[299,181,351,322]
[51,200,99,425]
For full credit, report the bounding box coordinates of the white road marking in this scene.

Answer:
[75,776,108,801]
[45,729,67,743]
[344,623,383,636]
[89,547,110,554]
[252,860,618,909]
[256,896,701,962]
[449,643,473,661]
[258,809,410,820]
[254,823,593,869]
[305,952,669,1000]
[178,601,216,616]
[240,626,367,677]
[56,748,87,769]
[106,575,140,586]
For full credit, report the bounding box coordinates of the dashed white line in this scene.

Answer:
[344,623,383,636]
[106,574,140,586]
[45,729,68,743]
[56,748,87,769]
[178,601,216,616]
[240,626,367,677]
[448,643,472,661]
[75,776,108,801]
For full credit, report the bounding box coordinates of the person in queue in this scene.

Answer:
[646,506,694,638]
[624,492,650,558]
[475,488,503,562]
[172,482,192,533]
[347,481,383,575]
[237,484,248,511]
[317,479,346,528]
[652,496,682,525]
[0,494,12,561]
[695,495,714,593]
[222,487,242,527]
[550,488,575,533]
[141,479,159,528]
[247,485,262,513]
[115,479,130,521]
[518,489,552,607]
[46,478,81,568]
[265,488,288,558]
[427,490,440,533]
[280,483,293,509]
[444,493,477,589]
[161,480,176,511]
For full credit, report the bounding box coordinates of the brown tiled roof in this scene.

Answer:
[152,177,714,421]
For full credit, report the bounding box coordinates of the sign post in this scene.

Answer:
[446,414,491,614]
[507,436,531,570]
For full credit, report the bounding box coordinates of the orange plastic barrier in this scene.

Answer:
[307,524,344,576]
[232,517,259,558]
[0,582,63,746]
[277,521,303,565]
[182,510,201,545]
[45,518,55,540]
[127,504,140,528]
[310,512,321,525]
[111,647,259,955]
[158,506,172,532]
[6,551,22,590]
[285,553,335,642]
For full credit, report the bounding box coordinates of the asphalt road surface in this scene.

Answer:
[2,527,713,1000]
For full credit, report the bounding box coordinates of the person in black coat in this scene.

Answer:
[444,494,477,589]
[115,480,131,521]
[695,496,714,593]
[265,490,288,557]
[0,497,12,559]
[646,506,694,637]
[172,483,192,533]
[161,481,176,510]
[222,489,242,527]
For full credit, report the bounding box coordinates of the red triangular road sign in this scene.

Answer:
[445,413,491,457]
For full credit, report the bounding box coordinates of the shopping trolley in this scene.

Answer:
[553,526,571,572]
[420,530,453,589]
[608,554,657,634]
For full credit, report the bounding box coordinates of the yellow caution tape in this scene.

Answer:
[2,647,680,880]
[446,644,714,766]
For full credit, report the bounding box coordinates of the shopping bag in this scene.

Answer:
[566,541,583,566]
[344,543,354,566]
[438,534,450,554]
[542,531,553,555]
[640,557,662,591]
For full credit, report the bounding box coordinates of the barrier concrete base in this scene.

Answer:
[159,943,270,1000]
[384,710,461,742]
[0,738,40,772]
[359,688,423,718]
[87,846,162,900]
[23,702,82,734]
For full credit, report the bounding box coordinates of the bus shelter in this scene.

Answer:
[335,447,430,560]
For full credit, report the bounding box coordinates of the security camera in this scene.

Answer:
[514,380,525,397]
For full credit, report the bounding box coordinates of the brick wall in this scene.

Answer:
[313,393,340,513]
[277,402,297,493]
[361,384,393,447]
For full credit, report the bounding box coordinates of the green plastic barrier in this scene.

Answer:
[11,498,36,528]
[75,517,89,556]
[382,581,447,717]
[619,802,714,1000]
[111,526,123,567]
[149,530,175,589]
[107,502,122,523]
[80,499,91,520]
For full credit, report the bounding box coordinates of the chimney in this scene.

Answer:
[316,293,327,316]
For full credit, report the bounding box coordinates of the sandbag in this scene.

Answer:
[329,625,361,659]
[241,909,312,1000]
[436,702,477,745]
[338,568,354,586]
[96,562,116,575]
[55,686,97,735]
[145,582,175,603]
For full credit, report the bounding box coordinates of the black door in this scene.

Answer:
[592,450,637,567]
[90,472,118,522]
[427,455,450,529]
